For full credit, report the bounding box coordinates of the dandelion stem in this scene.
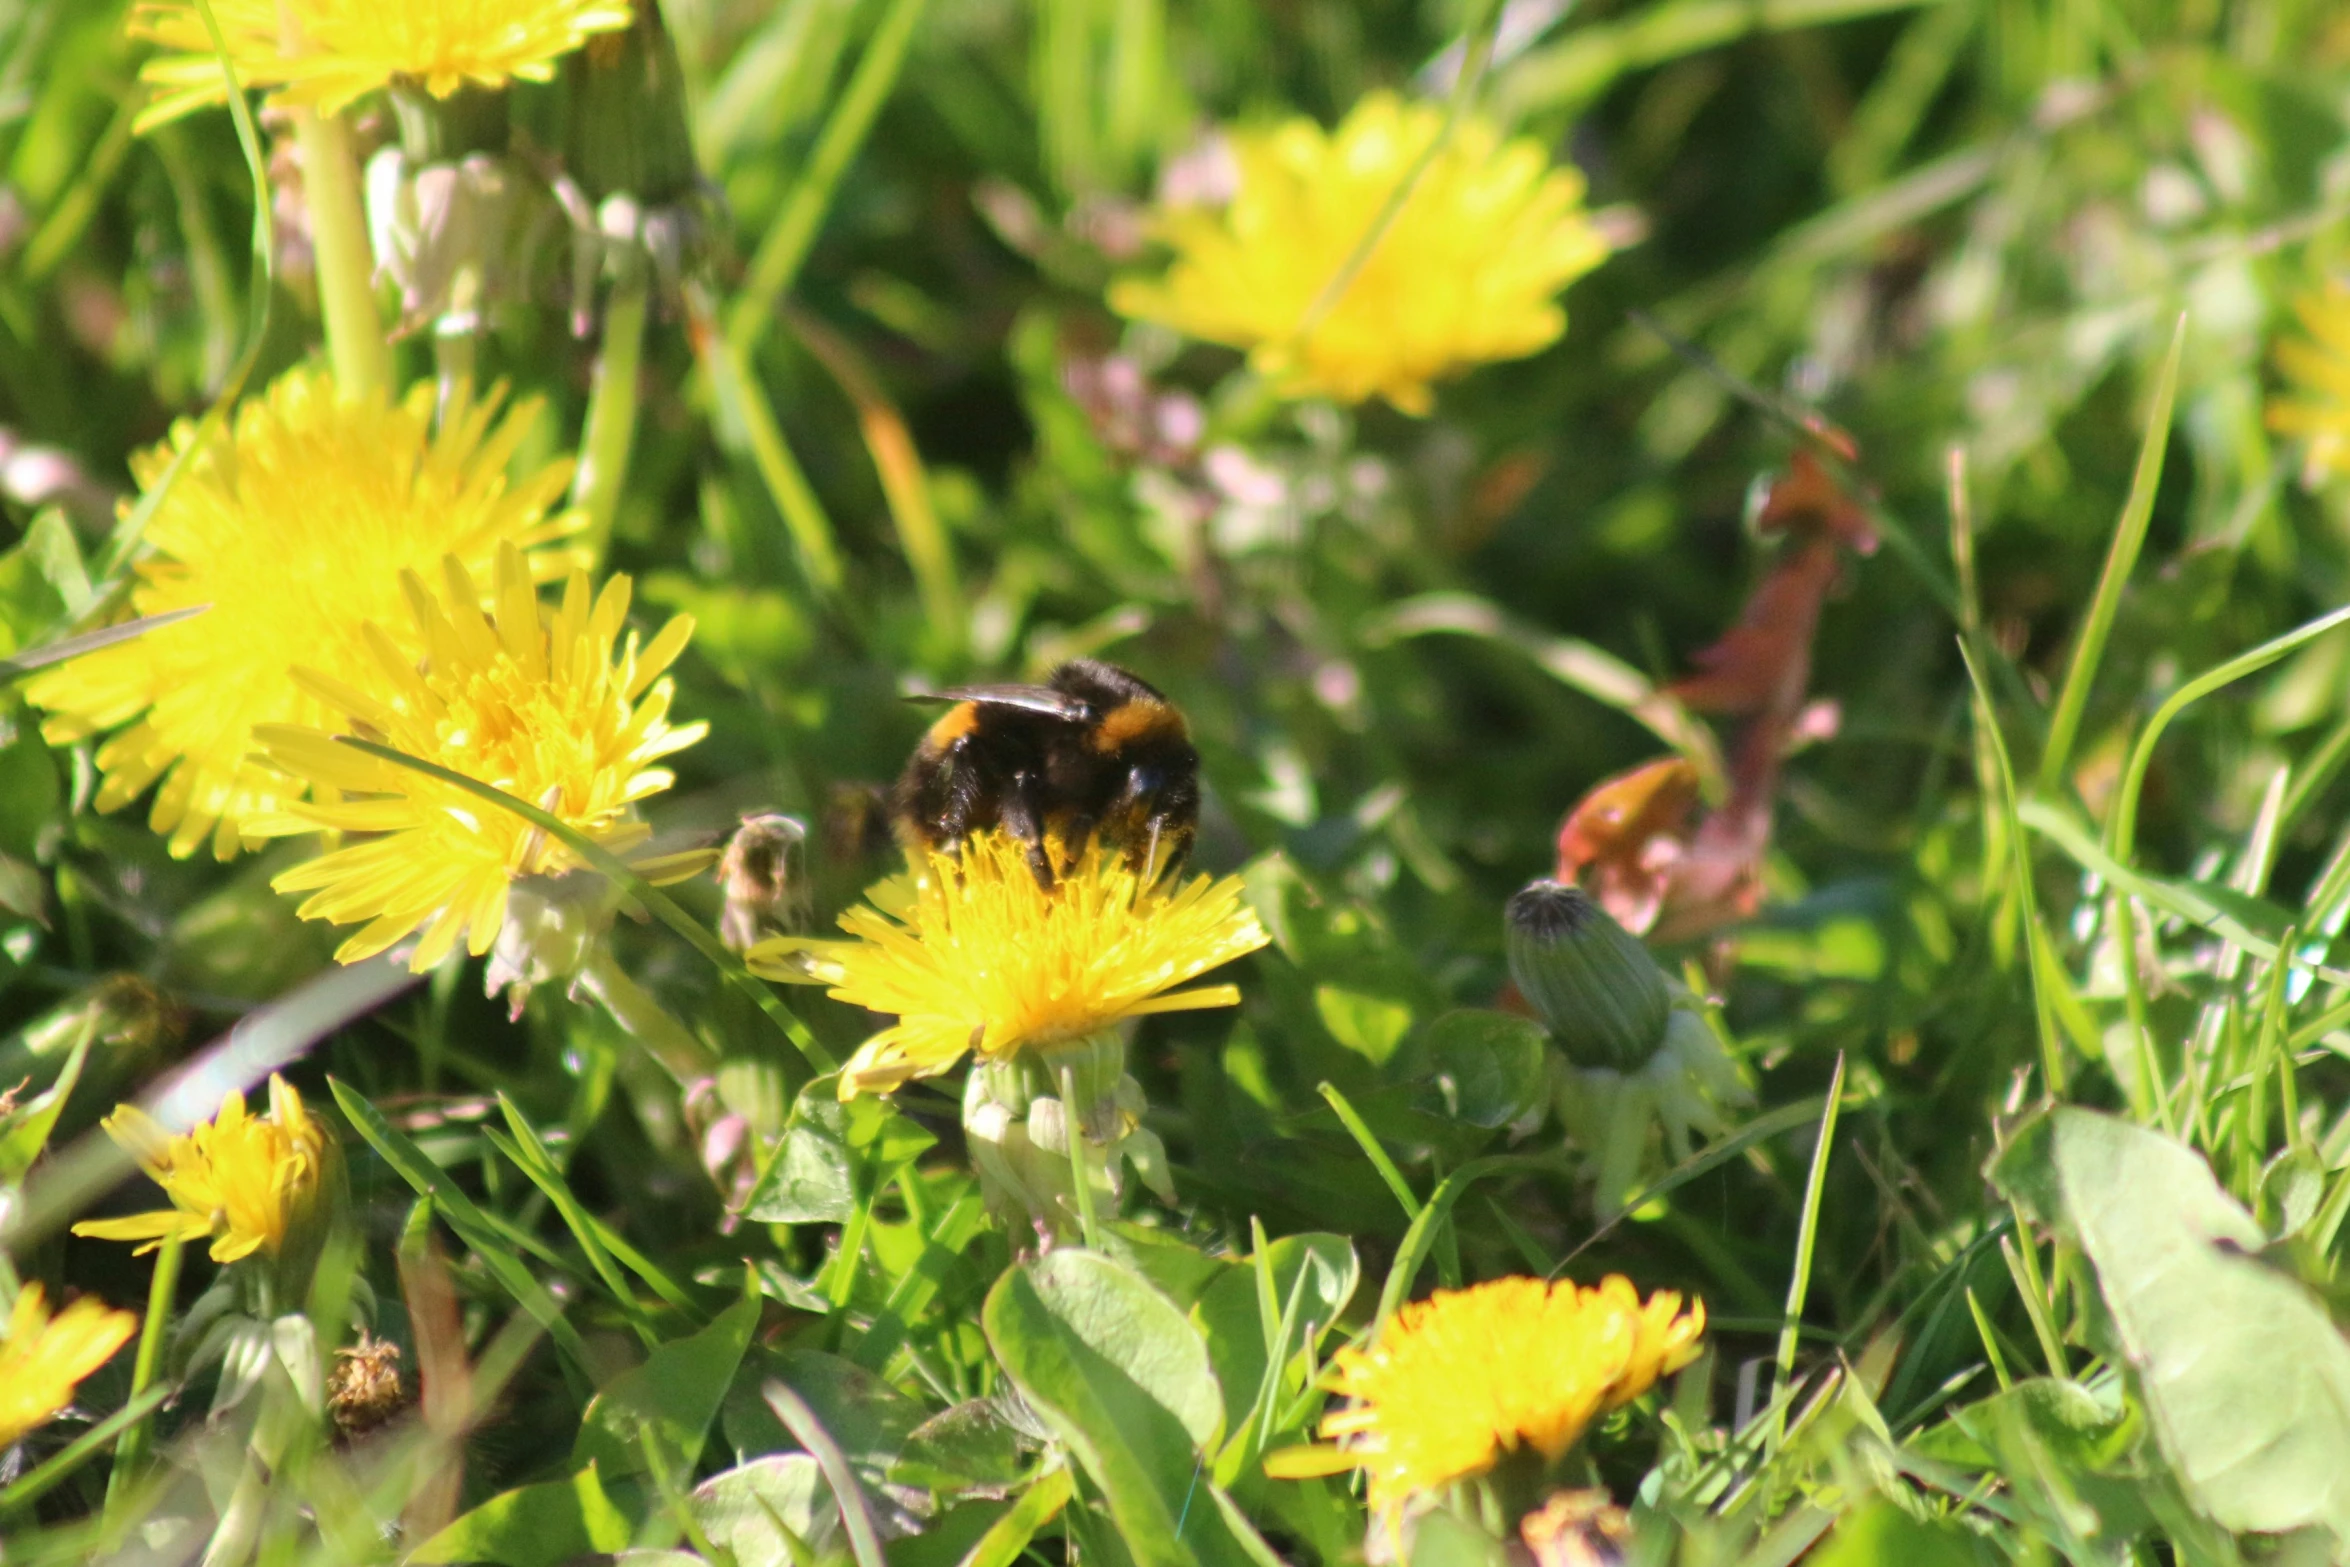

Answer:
[102,1234,184,1513]
[576,269,650,566]
[578,943,715,1080]
[1060,1065,1102,1250]
[292,107,391,401]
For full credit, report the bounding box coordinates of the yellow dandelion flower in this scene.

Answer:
[2270,278,2350,483]
[0,1286,137,1450]
[25,368,578,862]
[1267,1275,1704,1514]
[252,543,704,972]
[74,1075,331,1265]
[1109,92,1611,414]
[129,0,634,127]
[749,829,1270,1099]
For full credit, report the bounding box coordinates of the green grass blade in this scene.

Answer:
[1314,1081,1422,1222]
[1770,1052,1844,1451]
[2037,314,2186,796]
[0,606,210,684]
[727,0,930,352]
[330,1077,597,1387]
[2109,602,2350,869]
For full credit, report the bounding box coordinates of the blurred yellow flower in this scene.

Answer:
[1266,1275,1703,1513]
[0,1286,137,1450]
[25,369,578,862]
[130,0,634,127]
[1110,92,1611,414]
[750,830,1269,1099]
[75,1075,330,1265]
[2270,278,2350,483]
[254,544,703,971]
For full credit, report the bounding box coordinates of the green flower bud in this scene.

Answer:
[1505,880,1670,1072]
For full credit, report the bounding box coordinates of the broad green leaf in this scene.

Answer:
[891,1399,1026,1491]
[724,1346,926,1484]
[409,1463,634,1567]
[1414,1010,1548,1129]
[1407,1505,1506,1567]
[1102,1219,1232,1308]
[1994,1107,2350,1540]
[1314,984,1412,1066]
[1909,1377,2135,1471]
[1809,1499,1998,1567]
[693,1453,836,1566]
[946,1469,1071,1567]
[576,1292,760,1477]
[743,1075,936,1224]
[983,1250,1238,1567]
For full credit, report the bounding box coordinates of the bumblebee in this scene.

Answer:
[892,659,1200,886]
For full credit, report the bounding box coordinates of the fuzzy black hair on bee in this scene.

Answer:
[890,659,1200,887]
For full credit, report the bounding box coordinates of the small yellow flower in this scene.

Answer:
[25,369,579,861]
[749,829,1270,1099]
[1267,1275,1704,1514]
[254,543,704,972]
[1110,92,1611,414]
[129,0,634,128]
[74,1075,331,1265]
[0,1285,138,1450]
[2270,278,2350,483]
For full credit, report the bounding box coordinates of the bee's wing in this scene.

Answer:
[923,683,1092,720]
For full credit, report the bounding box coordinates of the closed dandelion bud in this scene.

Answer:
[1505,881,1669,1072]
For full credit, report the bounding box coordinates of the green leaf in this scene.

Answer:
[1406,1505,1506,1567]
[983,1250,1234,1567]
[1414,1010,1548,1129]
[693,1453,837,1567]
[575,1292,759,1478]
[725,1347,927,1485]
[409,1463,635,1567]
[1909,1377,2135,1470]
[1993,1107,2350,1540]
[0,1024,91,1184]
[948,1468,1072,1567]
[1195,1233,1356,1448]
[1809,1498,1998,1567]
[743,1074,936,1224]
[1314,984,1412,1066]
[891,1400,1027,1492]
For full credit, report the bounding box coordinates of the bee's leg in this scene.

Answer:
[1058,811,1099,875]
[1001,783,1056,889]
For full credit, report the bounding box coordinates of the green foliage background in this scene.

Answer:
[6,0,2350,1560]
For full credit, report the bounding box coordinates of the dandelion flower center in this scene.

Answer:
[74,1075,330,1266]
[129,0,635,127]
[23,369,578,862]
[254,543,704,972]
[751,830,1271,1098]
[1301,1275,1704,1513]
[1110,92,1611,414]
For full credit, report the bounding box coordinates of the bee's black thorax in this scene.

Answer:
[891,659,1201,885]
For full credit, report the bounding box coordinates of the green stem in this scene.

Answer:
[578,943,714,1081]
[104,1235,184,1513]
[1060,1065,1102,1250]
[292,107,391,400]
[575,270,650,565]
